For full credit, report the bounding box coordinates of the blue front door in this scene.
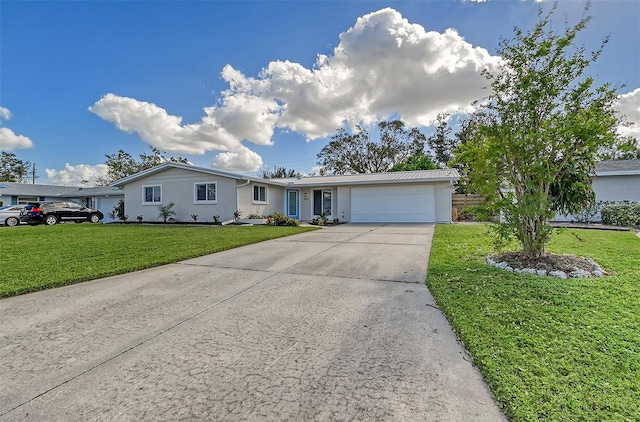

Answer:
[286,190,299,219]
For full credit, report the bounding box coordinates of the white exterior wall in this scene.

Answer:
[435,182,453,223]
[336,186,351,222]
[593,175,640,202]
[299,188,312,220]
[123,167,239,222]
[237,182,286,217]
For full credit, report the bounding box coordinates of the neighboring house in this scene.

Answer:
[0,182,124,223]
[593,159,640,203]
[111,162,460,223]
[552,159,640,222]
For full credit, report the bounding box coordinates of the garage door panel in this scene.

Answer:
[351,185,435,223]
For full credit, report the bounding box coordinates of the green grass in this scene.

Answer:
[0,224,315,298]
[428,224,640,422]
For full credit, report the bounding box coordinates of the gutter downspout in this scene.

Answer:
[236,179,251,213]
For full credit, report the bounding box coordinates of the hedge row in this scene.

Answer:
[601,203,640,227]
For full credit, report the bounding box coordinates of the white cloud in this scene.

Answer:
[89,93,240,155]
[212,146,263,171]
[45,163,109,186]
[0,106,12,120]
[0,106,34,150]
[0,127,34,150]
[614,88,640,139]
[90,8,502,171]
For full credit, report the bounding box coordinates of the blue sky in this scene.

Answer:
[1,0,638,185]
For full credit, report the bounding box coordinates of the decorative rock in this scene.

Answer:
[485,255,605,278]
[569,270,591,278]
[549,270,568,279]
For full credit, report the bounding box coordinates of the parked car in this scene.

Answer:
[20,201,104,226]
[0,205,26,227]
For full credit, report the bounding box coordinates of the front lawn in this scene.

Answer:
[428,224,640,422]
[0,224,315,298]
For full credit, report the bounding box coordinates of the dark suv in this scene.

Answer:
[20,202,104,226]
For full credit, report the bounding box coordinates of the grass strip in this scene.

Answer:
[0,224,315,298]
[427,224,640,421]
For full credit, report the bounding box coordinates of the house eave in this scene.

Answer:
[596,170,640,177]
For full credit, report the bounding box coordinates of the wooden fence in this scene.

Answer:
[452,194,485,221]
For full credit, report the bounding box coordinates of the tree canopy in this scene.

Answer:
[0,152,34,183]
[258,166,300,179]
[317,120,426,174]
[99,146,189,185]
[598,136,640,160]
[454,3,619,257]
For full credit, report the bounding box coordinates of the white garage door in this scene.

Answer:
[351,185,436,223]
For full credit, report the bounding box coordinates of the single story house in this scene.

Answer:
[552,159,640,222]
[111,162,460,223]
[0,182,124,223]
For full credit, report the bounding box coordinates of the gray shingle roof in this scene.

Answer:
[596,159,640,175]
[111,162,287,187]
[0,182,122,197]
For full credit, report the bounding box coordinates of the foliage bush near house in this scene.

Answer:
[158,202,176,222]
[600,202,640,227]
[267,213,300,226]
[113,199,127,221]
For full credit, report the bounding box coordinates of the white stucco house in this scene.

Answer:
[111,162,460,223]
[0,183,124,223]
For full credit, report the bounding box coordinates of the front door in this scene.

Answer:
[286,189,299,220]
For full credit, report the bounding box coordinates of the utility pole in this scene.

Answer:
[32,163,36,184]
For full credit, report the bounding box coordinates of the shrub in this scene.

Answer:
[233,210,242,222]
[113,199,127,221]
[268,213,300,227]
[601,202,640,227]
[158,202,176,223]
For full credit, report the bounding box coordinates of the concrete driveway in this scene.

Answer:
[0,224,506,421]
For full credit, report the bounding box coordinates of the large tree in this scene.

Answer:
[317,120,425,174]
[0,151,33,183]
[98,146,189,185]
[455,3,619,258]
[427,114,455,167]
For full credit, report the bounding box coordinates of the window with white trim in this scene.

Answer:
[143,185,162,205]
[253,185,267,204]
[194,182,217,203]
